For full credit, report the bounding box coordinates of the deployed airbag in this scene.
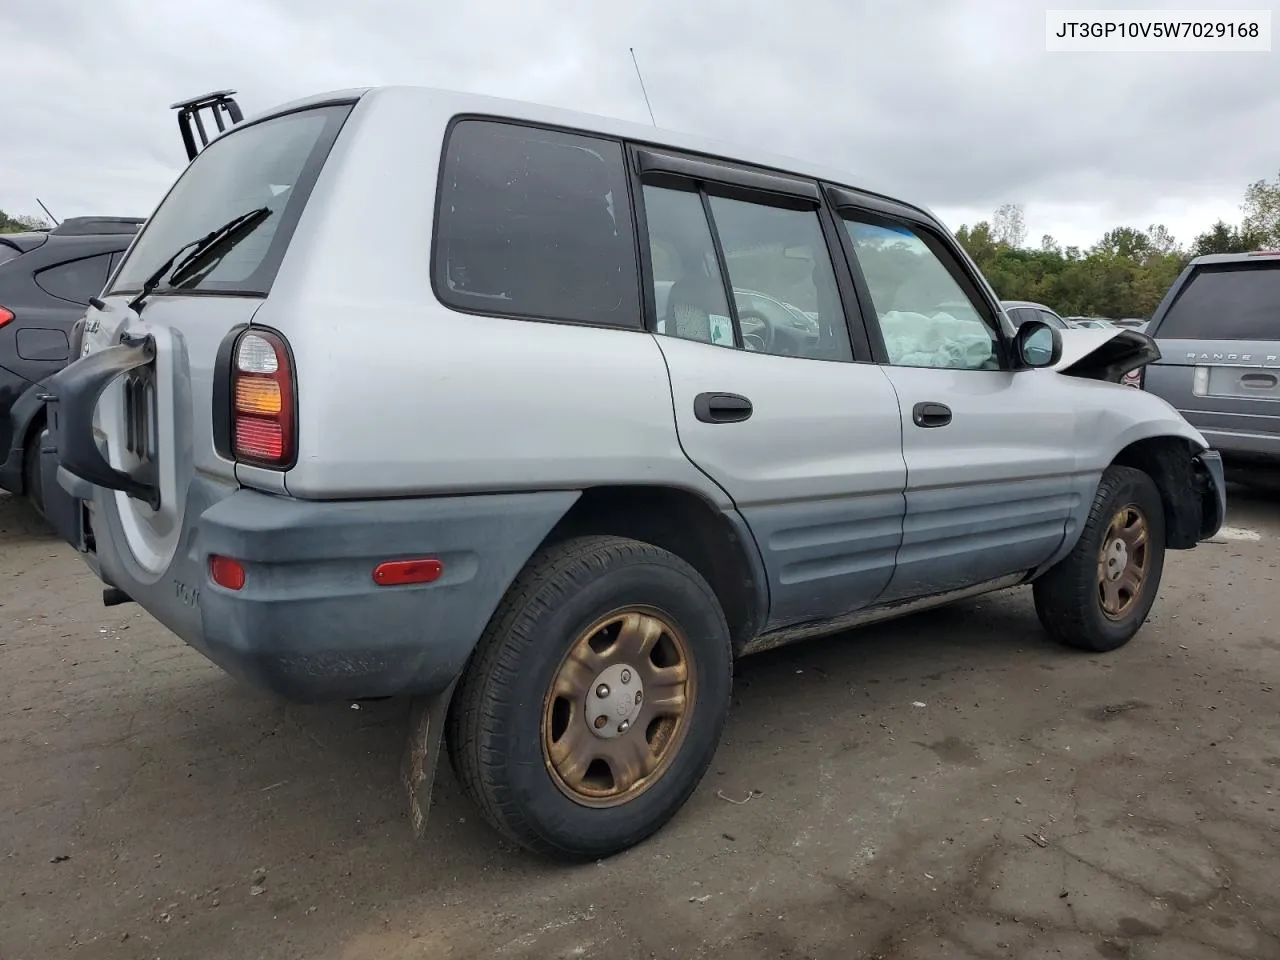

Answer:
[879,310,998,369]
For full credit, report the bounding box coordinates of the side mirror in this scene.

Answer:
[1016,319,1062,368]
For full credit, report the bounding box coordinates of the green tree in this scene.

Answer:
[1241,171,1280,247]
[0,210,51,233]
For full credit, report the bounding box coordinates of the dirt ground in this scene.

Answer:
[2,487,1278,960]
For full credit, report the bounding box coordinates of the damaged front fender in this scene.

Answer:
[1053,328,1161,384]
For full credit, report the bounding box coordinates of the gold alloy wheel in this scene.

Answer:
[1097,503,1150,620]
[542,608,695,807]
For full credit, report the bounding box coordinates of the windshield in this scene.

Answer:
[1155,262,1280,340]
[110,103,352,296]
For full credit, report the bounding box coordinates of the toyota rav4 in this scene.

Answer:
[37,86,1226,861]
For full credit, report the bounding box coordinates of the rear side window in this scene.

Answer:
[34,254,112,304]
[111,103,352,296]
[1156,263,1280,340]
[434,119,641,328]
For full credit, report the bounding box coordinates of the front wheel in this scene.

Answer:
[1033,465,1167,652]
[446,535,733,860]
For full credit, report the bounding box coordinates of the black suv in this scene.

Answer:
[0,216,144,509]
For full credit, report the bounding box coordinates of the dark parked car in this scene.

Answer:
[1140,250,1280,465]
[0,217,144,509]
[1001,299,1069,330]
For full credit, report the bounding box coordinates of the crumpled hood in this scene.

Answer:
[1052,327,1161,382]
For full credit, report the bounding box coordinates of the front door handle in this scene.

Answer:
[694,392,753,424]
[912,401,952,428]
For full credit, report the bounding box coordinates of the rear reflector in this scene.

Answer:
[210,555,246,591]
[0,307,12,329]
[373,558,444,586]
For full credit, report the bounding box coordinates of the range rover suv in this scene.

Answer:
[1140,251,1280,464]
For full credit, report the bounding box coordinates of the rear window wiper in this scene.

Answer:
[127,206,271,314]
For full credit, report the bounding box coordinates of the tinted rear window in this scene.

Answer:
[0,241,21,266]
[433,119,641,328]
[1156,262,1280,340]
[111,103,352,296]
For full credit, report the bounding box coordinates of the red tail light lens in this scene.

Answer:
[0,306,13,328]
[231,329,295,468]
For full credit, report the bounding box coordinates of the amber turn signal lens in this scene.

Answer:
[235,377,282,415]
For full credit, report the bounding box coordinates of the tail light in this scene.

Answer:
[1122,367,1144,389]
[230,329,296,468]
[0,306,13,329]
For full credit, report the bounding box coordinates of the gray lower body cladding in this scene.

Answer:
[70,478,580,702]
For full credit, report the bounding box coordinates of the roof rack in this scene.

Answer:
[170,89,244,161]
[50,216,146,237]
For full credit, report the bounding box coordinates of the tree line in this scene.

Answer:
[953,172,1280,319]
[0,211,52,234]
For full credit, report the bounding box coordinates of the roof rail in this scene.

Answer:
[50,216,146,237]
[170,89,244,161]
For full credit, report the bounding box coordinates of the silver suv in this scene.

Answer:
[1141,251,1280,465]
[36,86,1226,860]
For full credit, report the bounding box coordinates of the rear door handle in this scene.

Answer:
[694,392,753,424]
[912,401,952,428]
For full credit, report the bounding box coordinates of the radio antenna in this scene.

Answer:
[36,197,59,226]
[629,47,657,127]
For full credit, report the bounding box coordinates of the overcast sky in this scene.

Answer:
[2,0,1276,249]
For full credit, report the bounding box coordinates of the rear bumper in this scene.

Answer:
[188,489,578,701]
[1197,427,1280,462]
[44,443,579,701]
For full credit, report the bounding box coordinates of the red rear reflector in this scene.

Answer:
[210,555,246,591]
[0,307,13,328]
[234,417,284,460]
[373,559,444,586]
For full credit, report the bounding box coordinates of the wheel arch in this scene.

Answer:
[1108,435,1209,549]
[541,484,770,651]
[2,380,49,496]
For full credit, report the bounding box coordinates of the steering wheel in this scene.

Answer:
[738,311,775,353]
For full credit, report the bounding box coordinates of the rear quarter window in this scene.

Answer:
[34,253,112,304]
[1154,262,1280,340]
[433,119,641,328]
[110,102,353,297]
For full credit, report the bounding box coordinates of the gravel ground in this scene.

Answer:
[1,487,1278,960]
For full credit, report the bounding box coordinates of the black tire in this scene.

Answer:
[1033,465,1166,652]
[445,534,733,860]
[22,427,44,516]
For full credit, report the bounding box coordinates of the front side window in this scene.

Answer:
[434,120,641,328]
[112,103,351,296]
[844,218,1000,370]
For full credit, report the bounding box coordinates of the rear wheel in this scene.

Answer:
[446,535,732,860]
[1033,465,1166,652]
